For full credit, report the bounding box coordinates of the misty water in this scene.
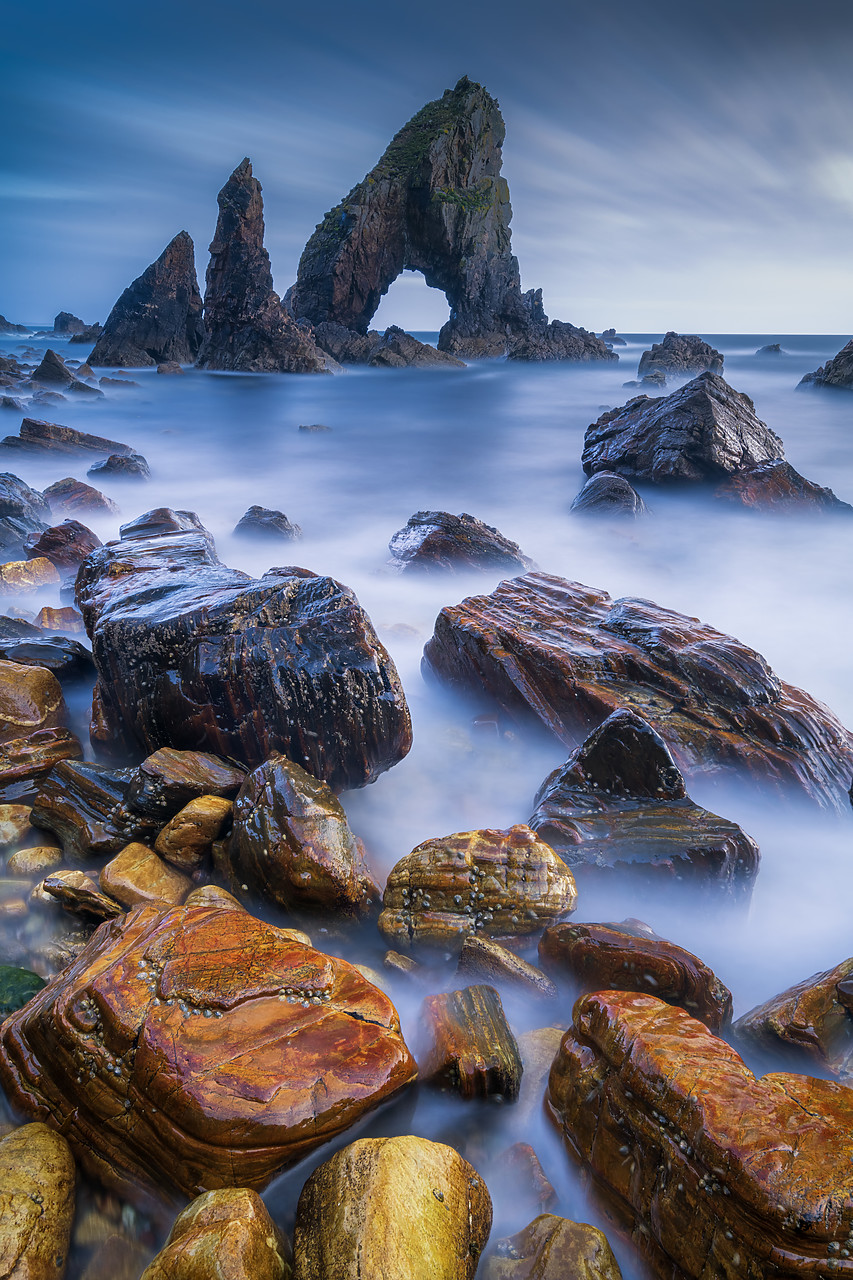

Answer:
[1,327,852,1275]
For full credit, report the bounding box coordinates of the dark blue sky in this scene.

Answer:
[2,0,851,331]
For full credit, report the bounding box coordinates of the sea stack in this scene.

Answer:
[196,158,327,373]
[89,231,205,367]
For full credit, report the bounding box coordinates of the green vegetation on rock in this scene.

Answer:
[0,965,45,1018]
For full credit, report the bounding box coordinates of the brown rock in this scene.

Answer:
[379,823,576,955]
[458,934,557,1000]
[291,1135,492,1280]
[422,983,523,1100]
[422,571,853,810]
[515,1026,566,1132]
[2,417,134,458]
[183,884,244,911]
[140,1188,290,1280]
[0,727,83,805]
[154,796,233,871]
[483,1214,622,1280]
[31,760,158,860]
[43,478,119,516]
[127,748,246,820]
[100,843,193,908]
[35,607,85,633]
[539,919,732,1031]
[732,956,853,1078]
[388,511,534,574]
[0,803,35,849]
[81,1235,153,1280]
[547,991,853,1279]
[0,557,60,593]
[0,903,417,1206]
[6,845,62,876]
[23,521,102,576]
[714,459,853,513]
[0,1123,76,1280]
[227,755,379,919]
[383,950,423,982]
[0,661,66,743]
[488,1144,559,1229]
[43,868,124,921]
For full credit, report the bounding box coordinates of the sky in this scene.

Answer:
[1,0,851,333]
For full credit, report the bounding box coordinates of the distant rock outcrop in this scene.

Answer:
[287,78,614,363]
[196,159,327,374]
[0,316,28,335]
[69,324,102,345]
[312,322,463,367]
[89,231,204,368]
[52,312,86,335]
[637,331,724,380]
[799,339,853,391]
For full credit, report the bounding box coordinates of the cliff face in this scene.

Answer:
[89,232,204,368]
[287,78,613,362]
[197,159,327,373]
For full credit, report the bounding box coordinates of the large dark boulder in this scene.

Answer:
[714,459,853,513]
[570,472,648,517]
[388,510,533,574]
[23,519,102,574]
[233,506,301,541]
[287,78,614,364]
[52,312,86,335]
[89,231,204,368]
[76,509,412,789]
[31,349,76,386]
[581,373,784,482]
[422,570,853,810]
[196,160,327,374]
[69,323,102,345]
[799,338,853,390]
[637,331,724,379]
[0,472,49,560]
[0,315,28,335]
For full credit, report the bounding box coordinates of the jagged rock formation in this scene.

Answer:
[52,312,86,335]
[197,159,327,373]
[799,338,853,390]
[69,323,102,345]
[637,331,724,379]
[89,231,204,368]
[0,315,28,334]
[287,78,614,363]
[0,473,50,559]
[312,321,461,367]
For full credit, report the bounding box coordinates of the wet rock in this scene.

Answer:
[197,160,327,374]
[140,1187,290,1280]
[368,325,465,367]
[6,845,62,877]
[488,1145,559,1228]
[100,842,194,908]
[0,556,60,592]
[43,868,124,920]
[0,634,95,684]
[581,373,784,483]
[1,397,25,412]
[570,472,648,517]
[540,918,732,1030]
[31,347,77,385]
[0,727,84,805]
[34,606,85,634]
[422,983,523,1100]
[98,375,136,388]
[0,964,46,1016]
[732,956,853,1079]
[714,458,853,513]
[127,748,246,821]
[69,323,103,345]
[0,660,67,742]
[548,991,853,1280]
[0,903,418,1205]
[389,510,534,574]
[0,803,35,849]
[81,1235,153,1280]
[31,389,67,407]
[529,710,759,899]
[184,884,244,911]
[288,78,613,364]
[119,505,210,542]
[484,1215,622,1280]
[23,519,102,575]
[155,360,184,375]
[87,453,150,480]
[227,755,379,918]
[89,231,205,368]
[379,824,577,955]
[383,949,423,981]
[53,310,87,335]
[0,471,50,560]
[297,422,331,433]
[422,571,853,810]
[756,342,784,355]
[233,506,301,540]
[155,796,233,871]
[77,518,412,788]
[0,1123,76,1278]
[457,934,557,1000]
[43,478,119,516]
[31,760,158,860]
[636,331,723,379]
[292,1135,491,1280]
[799,338,853,390]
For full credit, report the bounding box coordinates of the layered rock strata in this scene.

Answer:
[714,459,853,512]
[1,417,134,457]
[421,983,523,1099]
[732,956,853,1079]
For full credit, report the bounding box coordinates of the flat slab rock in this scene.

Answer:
[0,902,417,1206]
[581,372,784,483]
[389,510,534,574]
[76,510,412,789]
[547,991,853,1279]
[422,571,853,811]
[1,416,134,456]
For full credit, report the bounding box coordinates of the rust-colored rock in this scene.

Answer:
[714,459,853,513]
[154,796,232,871]
[23,519,101,575]
[422,571,853,810]
[539,919,732,1031]
[458,933,557,1000]
[34,607,85,634]
[487,1144,559,1230]
[2,418,133,458]
[732,956,853,1079]
[100,843,193,908]
[31,761,158,860]
[43,478,119,517]
[291,1135,492,1280]
[0,660,67,743]
[422,983,523,1100]
[0,727,83,805]
[547,991,853,1279]
[140,1188,290,1280]
[127,748,246,820]
[388,511,534,575]
[379,823,576,955]
[0,1122,76,1280]
[0,557,60,592]
[483,1214,622,1280]
[227,755,379,918]
[43,869,124,921]
[0,903,417,1206]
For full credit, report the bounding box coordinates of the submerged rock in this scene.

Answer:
[197,159,327,374]
[732,956,853,1079]
[0,727,83,805]
[457,933,557,1000]
[31,347,77,385]
[292,1136,492,1280]
[548,991,853,1280]
[367,325,465,367]
[422,983,523,1100]
[0,963,46,1016]
[76,514,412,789]
[140,1188,290,1280]
[389,510,534,574]
[582,373,784,482]
[529,710,759,899]
[89,231,205,368]
[0,1124,76,1279]
[88,453,151,480]
[69,323,103,345]
[637,331,724,379]
[0,903,417,1205]
[233,505,301,540]
[714,458,853,512]
[570,472,648,517]
[288,78,613,363]
[422,571,853,810]
[756,342,784,355]
[799,338,853,390]
[484,1215,623,1280]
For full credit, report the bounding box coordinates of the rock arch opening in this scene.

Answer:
[371,270,450,336]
